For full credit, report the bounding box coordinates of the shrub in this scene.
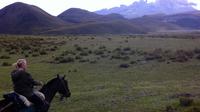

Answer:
[33,49,39,52]
[196,55,200,60]
[50,48,56,51]
[54,56,64,63]
[179,97,193,107]
[79,59,89,63]
[0,55,10,59]
[22,46,31,50]
[121,56,130,61]
[75,55,82,60]
[73,69,77,72]
[90,60,97,64]
[94,50,104,55]
[40,51,47,55]
[76,46,83,51]
[99,46,106,50]
[28,51,33,54]
[145,54,162,61]
[88,50,93,54]
[79,52,88,56]
[59,57,74,63]
[9,51,16,55]
[194,48,200,54]
[165,106,176,112]
[130,50,135,55]
[25,54,29,58]
[2,62,11,66]
[119,64,130,68]
[32,54,39,57]
[130,61,137,64]
[123,47,131,51]
[5,49,11,52]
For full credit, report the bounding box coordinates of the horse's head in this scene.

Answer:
[57,75,71,101]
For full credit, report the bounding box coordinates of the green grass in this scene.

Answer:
[1,35,200,112]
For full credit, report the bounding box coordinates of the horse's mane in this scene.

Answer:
[44,77,58,86]
[40,77,59,92]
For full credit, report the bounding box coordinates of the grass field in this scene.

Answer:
[1,34,200,112]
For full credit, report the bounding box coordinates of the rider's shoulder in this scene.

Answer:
[11,70,28,76]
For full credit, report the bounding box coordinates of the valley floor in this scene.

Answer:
[0,34,200,112]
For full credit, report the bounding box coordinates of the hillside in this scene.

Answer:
[130,11,200,32]
[163,11,200,29]
[0,2,68,34]
[41,21,146,34]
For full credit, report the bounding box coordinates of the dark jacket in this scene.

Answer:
[11,70,41,97]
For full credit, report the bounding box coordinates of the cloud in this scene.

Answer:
[155,0,196,6]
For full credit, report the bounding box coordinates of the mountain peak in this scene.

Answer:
[96,0,196,18]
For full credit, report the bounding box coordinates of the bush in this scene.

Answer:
[2,62,11,66]
[50,48,56,51]
[79,59,89,63]
[123,47,131,51]
[0,55,10,59]
[90,60,97,64]
[32,54,39,57]
[40,51,48,55]
[9,51,16,55]
[196,55,200,60]
[165,106,176,112]
[94,50,104,55]
[130,61,137,64]
[119,64,130,68]
[75,55,82,60]
[76,46,83,51]
[79,52,88,56]
[121,56,130,61]
[145,54,162,61]
[179,97,193,107]
[59,57,74,63]
[25,54,29,58]
[194,48,200,54]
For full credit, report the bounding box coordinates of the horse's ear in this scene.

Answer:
[57,74,60,78]
[62,75,66,79]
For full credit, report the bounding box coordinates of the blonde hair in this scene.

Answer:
[13,59,27,70]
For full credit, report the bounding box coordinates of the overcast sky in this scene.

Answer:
[0,0,199,16]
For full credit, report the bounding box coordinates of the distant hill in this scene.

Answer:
[58,8,125,23]
[163,11,200,29]
[130,11,200,31]
[0,2,68,34]
[96,0,196,18]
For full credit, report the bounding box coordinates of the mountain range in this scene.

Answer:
[96,0,196,18]
[0,2,200,35]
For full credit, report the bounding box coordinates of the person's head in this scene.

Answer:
[13,59,27,71]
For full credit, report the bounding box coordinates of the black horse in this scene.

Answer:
[0,75,71,112]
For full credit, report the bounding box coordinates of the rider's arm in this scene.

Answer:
[27,73,43,86]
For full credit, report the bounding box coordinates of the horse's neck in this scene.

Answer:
[40,81,58,103]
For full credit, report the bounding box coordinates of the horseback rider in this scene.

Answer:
[11,59,48,112]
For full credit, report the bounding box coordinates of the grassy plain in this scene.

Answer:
[1,34,200,112]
